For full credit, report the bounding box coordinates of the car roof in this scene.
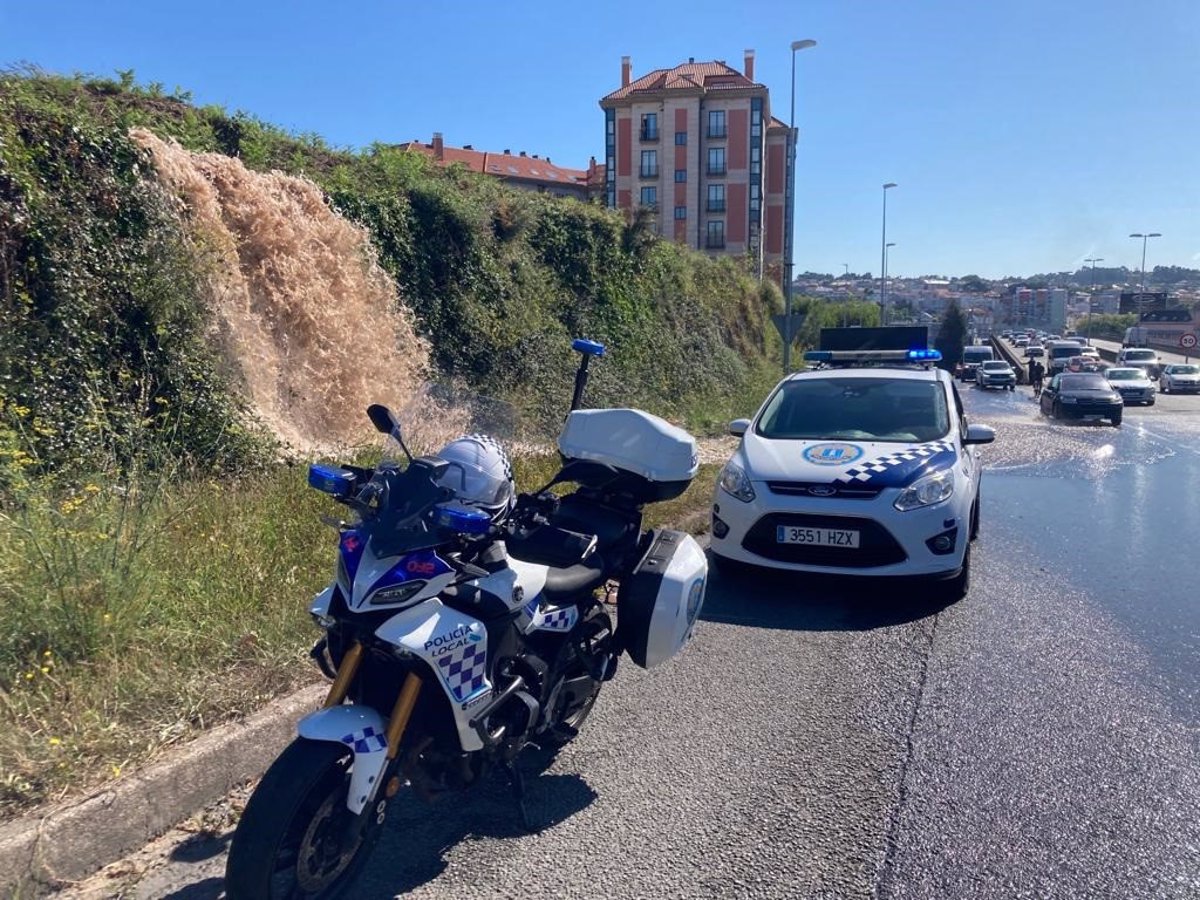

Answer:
[787,365,947,384]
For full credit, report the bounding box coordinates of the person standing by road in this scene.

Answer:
[1028,358,1045,397]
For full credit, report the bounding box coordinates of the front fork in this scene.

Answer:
[301,640,424,814]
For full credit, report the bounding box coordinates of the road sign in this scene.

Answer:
[1180,333,1197,349]
[770,314,806,345]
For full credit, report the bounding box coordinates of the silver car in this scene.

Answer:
[1159,364,1200,395]
[1106,367,1157,406]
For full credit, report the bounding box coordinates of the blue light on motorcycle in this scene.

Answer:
[307,464,356,498]
[435,503,492,535]
[572,338,606,357]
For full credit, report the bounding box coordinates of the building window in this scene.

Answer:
[640,186,657,208]
[674,169,687,183]
[708,109,726,139]
[674,206,687,220]
[640,150,658,178]
[706,220,725,249]
[707,184,725,213]
[707,147,725,176]
[605,109,616,208]
[641,113,659,141]
[675,131,687,145]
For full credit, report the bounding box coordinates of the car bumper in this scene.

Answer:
[1166,381,1200,393]
[1057,402,1122,418]
[978,377,1015,387]
[1114,390,1155,404]
[710,487,970,577]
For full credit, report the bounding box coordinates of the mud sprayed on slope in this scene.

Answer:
[131,129,428,452]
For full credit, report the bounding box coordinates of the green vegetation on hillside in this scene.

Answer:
[1,69,783,479]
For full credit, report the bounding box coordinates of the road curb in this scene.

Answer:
[0,683,326,896]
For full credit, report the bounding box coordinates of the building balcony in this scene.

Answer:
[639,167,659,179]
[640,129,660,142]
[706,165,726,177]
[706,201,726,213]
[706,237,727,250]
[707,128,727,139]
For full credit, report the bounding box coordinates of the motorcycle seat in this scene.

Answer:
[540,557,607,601]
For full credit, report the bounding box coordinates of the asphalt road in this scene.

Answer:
[68,384,1200,899]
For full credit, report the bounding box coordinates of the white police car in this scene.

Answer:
[710,349,995,601]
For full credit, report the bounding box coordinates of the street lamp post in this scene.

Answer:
[782,38,817,374]
[880,182,897,323]
[1129,232,1161,320]
[884,242,896,321]
[1084,256,1103,344]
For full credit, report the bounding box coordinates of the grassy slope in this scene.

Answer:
[0,71,758,816]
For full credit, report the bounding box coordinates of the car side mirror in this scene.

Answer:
[964,424,995,445]
[728,418,751,437]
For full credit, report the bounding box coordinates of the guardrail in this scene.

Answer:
[989,336,1028,383]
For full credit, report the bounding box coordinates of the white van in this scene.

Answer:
[959,345,995,381]
[1123,326,1150,347]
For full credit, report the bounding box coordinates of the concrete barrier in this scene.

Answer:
[989,336,1028,383]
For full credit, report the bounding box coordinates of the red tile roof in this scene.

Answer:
[395,140,589,187]
[602,60,762,102]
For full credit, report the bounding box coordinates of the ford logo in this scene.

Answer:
[808,485,837,497]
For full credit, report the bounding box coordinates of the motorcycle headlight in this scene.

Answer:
[718,461,756,503]
[894,469,955,512]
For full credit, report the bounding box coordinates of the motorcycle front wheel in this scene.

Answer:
[226,738,386,900]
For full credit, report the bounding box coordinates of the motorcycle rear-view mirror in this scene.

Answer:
[367,404,399,436]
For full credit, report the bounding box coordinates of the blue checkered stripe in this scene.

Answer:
[835,440,956,484]
[534,604,578,633]
[339,725,388,754]
[436,641,489,702]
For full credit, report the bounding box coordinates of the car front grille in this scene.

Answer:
[742,512,907,567]
[765,481,881,499]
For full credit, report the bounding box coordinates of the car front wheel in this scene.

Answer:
[932,543,970,603]
[1111,412,1122,427]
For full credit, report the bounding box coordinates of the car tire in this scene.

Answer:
[1147,399,1155,407]
[969,497,980,541]
[710,552,752,580]
[1052,400,1062,419]
[1161,383,1169,394]
[1111,412,1122,427]
[933,543,970,603]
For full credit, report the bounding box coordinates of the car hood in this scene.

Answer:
[740,434,958,489]
[1111,380,1153,389]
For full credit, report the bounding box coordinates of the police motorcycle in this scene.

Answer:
[225,340,709,899]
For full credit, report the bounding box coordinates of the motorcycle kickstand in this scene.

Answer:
[501,760,534,832]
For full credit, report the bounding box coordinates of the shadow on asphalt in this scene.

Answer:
[701,556,954,631]
[191,744,596,899]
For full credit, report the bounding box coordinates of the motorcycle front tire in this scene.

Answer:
[226,738,386,900]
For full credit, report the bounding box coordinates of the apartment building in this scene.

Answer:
[397,133,604,201]
[599,51,792,274]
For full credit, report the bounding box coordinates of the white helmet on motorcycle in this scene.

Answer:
[435,434,515,522]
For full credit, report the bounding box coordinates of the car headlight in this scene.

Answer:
[894,469,954,512]
[718,461,756,503]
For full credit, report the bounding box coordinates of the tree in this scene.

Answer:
[934,299,968,371]
[959,274,989,293]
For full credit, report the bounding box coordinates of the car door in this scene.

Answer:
[1041,375,1059,415]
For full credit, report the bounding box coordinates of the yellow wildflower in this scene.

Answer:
[48,737,61,747]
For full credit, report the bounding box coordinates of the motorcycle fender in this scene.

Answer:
[375,598,491,752]
[297,706,389,815]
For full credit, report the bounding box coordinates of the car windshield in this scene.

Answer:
[963,349,992,362]
[981,362,1009,371]
[1123,350,1155,361]
[1051,346,1081,359]
[1107,369,1142,381]
[1060,374,1109,391]
[1168,365,1199,375]
[756,377,950,443]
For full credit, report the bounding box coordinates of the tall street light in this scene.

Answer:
[1129,232,1161,320]
[884,242,896,322]
[1084,256,1103,344]
[880,182,897,323]
[782,38,818,373]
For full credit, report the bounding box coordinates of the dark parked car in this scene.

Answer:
[1040,372,1123,426]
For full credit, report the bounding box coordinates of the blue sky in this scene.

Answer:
[3,0,1198,279]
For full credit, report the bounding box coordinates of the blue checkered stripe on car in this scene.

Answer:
[834,440,956,485]
[534,604,578,633]
[437,642,489,702]
[339,725,388,754]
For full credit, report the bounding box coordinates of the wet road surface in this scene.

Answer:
[66,384,1200,899]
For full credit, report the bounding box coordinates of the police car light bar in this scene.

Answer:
[803,348,941,364]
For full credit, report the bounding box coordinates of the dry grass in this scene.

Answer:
[0,455,717,821]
